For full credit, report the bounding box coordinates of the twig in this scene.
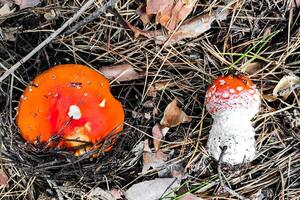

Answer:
[217,146,249,200]
[47,179,64,200]
[0,0,97,83]
[64,0,118,35]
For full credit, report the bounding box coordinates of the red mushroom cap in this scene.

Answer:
[17,64,125,154]
[205,74,260,116]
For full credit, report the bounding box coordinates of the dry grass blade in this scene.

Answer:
[0,0,300,199]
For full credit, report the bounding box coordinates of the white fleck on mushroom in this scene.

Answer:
[204,74,260,165]
[68,105,81,120]
[229,89,235,93]
[237,86,243,91]
[219,79,226,85]
[99,99,106,108]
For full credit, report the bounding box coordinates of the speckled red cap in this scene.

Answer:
[205,74,260,116]
[17,64,125,155]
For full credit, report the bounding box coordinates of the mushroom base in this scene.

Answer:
[207,111,256,165]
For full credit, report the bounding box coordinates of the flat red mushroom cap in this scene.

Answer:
[205,74,260,116]
[17,64,125,154]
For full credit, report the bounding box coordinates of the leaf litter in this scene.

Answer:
[1,0,300,199]
[0,169,8,188]
[125,178,180,200]
[99,64,142,82]
[110,1,233,45]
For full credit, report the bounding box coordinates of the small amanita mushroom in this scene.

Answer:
[204,74,260,165]
[17,64,124,155]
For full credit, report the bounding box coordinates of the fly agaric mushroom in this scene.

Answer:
[205,74,260,165]
[17,64,124,155]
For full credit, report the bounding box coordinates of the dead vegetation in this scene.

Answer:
[0,0,300,199]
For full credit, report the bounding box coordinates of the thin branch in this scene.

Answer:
[0,0,97,83]
[64,0,118,35]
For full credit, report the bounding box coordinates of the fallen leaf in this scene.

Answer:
[99,64,141,82]
[160,99,192,128]
[15,0,40,9]
[273,75,300,100]
[152,123,169,151]
[147,81,175,97]
[244,62,262,75]
[0,169,8,188]
[142,140,168,174]
[179,193,204,200]
[261,94,277,102]
[290,0,300,9]
[146,0,196,31]
[125,178,180,200]
[128,7,230,46]
[0,3,13,16]
[146,0,173,28]
[88,187,122,200]
[136,4,150,26]
[112,1,231,46]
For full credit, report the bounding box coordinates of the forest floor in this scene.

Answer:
[0,0,300,199]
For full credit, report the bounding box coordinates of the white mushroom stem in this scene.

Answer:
[207,110,256,165]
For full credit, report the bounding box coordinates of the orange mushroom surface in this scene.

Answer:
[17,64,124,153]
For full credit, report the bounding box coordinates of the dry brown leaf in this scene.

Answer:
[152,123,169,151]
[244,62,262,75]
[113,0,231,45]
[273,75,300,100]
[160,99,192,128]
[179,193,204,200]
[15,0,40,9]
[125,178,180,200]
[99,64,141,82]
[290,0,300,9]
[142,140,168,174]
[0,169,8,188]
[147,81,175,97]
[146,0,196,31]
[127,8,229,46]
[136,4,151,25]
[0,3,13,16]
[261,94,277,102]
[165,0,196,31]
[146,0,173,28]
